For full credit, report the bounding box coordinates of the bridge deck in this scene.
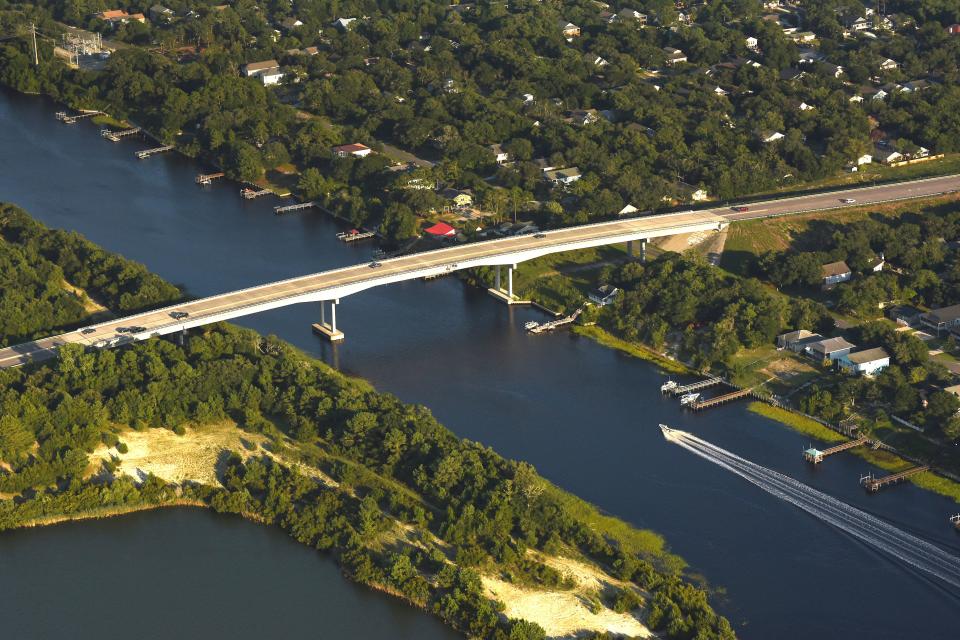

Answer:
[2,173,959,369]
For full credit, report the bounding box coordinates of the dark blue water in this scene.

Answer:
[0,509,456,639]
[2,89,959,638]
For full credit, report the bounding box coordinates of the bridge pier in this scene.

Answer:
[312,299,345,342]
[626,239,647,262]
[488,264,529,305]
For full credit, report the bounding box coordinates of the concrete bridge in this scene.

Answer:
[2,173,959,368]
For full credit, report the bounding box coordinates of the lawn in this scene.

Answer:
[720,194,960,275]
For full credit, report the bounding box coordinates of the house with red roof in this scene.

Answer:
[424,222,456,237]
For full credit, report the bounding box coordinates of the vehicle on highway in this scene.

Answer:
[369,261,382,268]
[533,233,546,239]
[731,206,749,212]
[840,198,856,204]
[115,326,132,333]
[80,328,96,335]
[129,326,147,333]
[170,311,189,320]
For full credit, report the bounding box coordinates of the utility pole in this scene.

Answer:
[30,23,39,66]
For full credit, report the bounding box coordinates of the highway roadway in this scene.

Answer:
[2,173,959,369]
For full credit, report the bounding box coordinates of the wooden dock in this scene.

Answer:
[803,436,870,464]
[527,306,583,334]
[196,172,225,185]
[57,110,102,124]
[668,376,724,396]
[689,387,752,411]
[101,127,141,142]
[275,201,316,215]
[337,229,376,242]
[860,465,929,492]
[241,187,272,199]
[136,145,174,159]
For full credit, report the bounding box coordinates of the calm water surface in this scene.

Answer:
[0,509,457,639]
[1,89,959,638]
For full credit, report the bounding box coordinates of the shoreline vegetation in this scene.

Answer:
[748,403,960,503]
[0,204,735,639]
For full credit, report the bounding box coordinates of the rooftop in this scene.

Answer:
[822,260,851,278]
[844,347,889,364]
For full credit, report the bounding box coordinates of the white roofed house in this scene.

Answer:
[242,60,285,86]
[589,285,620,306]
[584,53,610,68]
[758,130,785,143]
[279,17,304,32]
[333,17,357,30]
[745,36,758,50]
[838,347,890,376]
[489,144,509,165]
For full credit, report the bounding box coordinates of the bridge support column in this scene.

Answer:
[626,240,633,257]
[487,264,529,306]
[312,299,345,342]
[640,238,647,263]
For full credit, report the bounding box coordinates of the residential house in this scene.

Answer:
[822,260,852,286]
[921,304,960,335]
[242,60,284,86]
[332,143,372,158]
[874,146,903,164]
[777,329,822,351]
[779,67,806,82]
[439,188,473,209]
[149,5,174,21]
[279,17,304,31]
[95,10,147,27]
[948,24,960,35]
[805,337,856,361]
[678,182,709,202]
[617,204,639,216]
[758,130,785,143]
[559,20,581,38]
[888,305,923,327]
[821,62,844,78]
[745,36,759,50]
[663,47,687,65]
[424,221,456,238]
[617,9,647,25]
[544,167,582,185]
[879,57,899,71]
[838,347,890,376]
[589,285,621,306]
[789,31,817,43]
[866,254,885,272]
[565,109,600,126]
[585,53,610,68]
[850,16,871,31]
[798,49,825,65]
[489,144,509,165]
[900,79,931,93]
[855,153,873,165]
[333,17,357,30]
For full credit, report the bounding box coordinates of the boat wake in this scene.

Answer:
[662,426,960,590]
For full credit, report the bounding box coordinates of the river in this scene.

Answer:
[1,89,959,638]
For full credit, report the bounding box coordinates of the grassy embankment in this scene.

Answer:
[748,403,960,502]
